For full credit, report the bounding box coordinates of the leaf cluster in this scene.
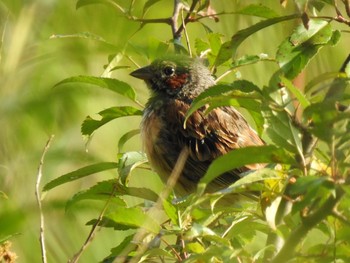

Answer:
[44,1,350,262]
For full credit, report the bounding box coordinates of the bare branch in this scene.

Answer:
[35,135,55,263]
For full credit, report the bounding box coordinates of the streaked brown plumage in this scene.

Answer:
[131,55,264,195]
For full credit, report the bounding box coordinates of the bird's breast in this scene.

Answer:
[141,108,162,157]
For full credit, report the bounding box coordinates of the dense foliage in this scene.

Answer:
[1,0,350,262]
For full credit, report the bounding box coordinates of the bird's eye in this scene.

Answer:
[163,66,175,76]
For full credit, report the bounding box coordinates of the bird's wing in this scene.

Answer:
[164,99,265,190]
[168,100,264,161]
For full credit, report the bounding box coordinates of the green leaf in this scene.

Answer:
[198,146,294,190]
[118,129,140,153]
[215,14,300,66]
[262,107,297,153]
[289,176,335,213]
[66,180,159,210]
[195,38,210,56]
[105,206,161,233]
[276,22,333,79]
[304,101,350,141]
[66,180,126,210]
[186,80,262,122]
[231,54,275,69]
[162,198,178,226]
[289,20,329,46]
[55,76,137,101]
[225,168,283,192]
[81,106,142,136]
[43,162,118,192]
[280,76,310,108]
[118,151,148,185]
[207,33,223,55]
[236,4,279,18]
[328,30,341,46]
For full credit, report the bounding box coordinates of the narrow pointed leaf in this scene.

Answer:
[43,162,118,192]
[81,106,142,136]
[105,206,161,233]
[226,168,282,192]
[118,151,148,185]
[289,19,329,45]
[215,14,299,66]
[55,76,137,101]
[276,23,333,79]
[236,4,279,18]
[186,80,262,122]
[66,179,159,210]
[199,145,294,188]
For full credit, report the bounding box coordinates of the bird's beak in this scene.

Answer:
[130,65,153,80]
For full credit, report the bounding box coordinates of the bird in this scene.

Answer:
[130,55,264,196]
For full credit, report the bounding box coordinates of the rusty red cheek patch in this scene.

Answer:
[166,73,189,89]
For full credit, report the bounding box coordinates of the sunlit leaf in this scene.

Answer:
[236,4,279,18]
[66,180,126,210]
[195,38,210,56]
[207,33,223,55]
[198,146,295,191]
[186,81,262,122]
[118,151,148,185]
[225,168,283,192]
[43,162,118,192]
[186,242,206,253]
[215,14,300,66]
[231,54,275,69]
[81,106,142,136]
[276,23,333,79]
[66,180,159,210]
[262,108,297,153]
[162,198,178,226]
[55,76,137,101]
[289,20,329,46]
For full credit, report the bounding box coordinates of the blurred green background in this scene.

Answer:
[0,0,349,262]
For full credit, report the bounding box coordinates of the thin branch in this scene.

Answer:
[171,0,184,41]
[68,182,121,263]
[175,0,200,38]
[181,8,192,57]
[35,135,55,263]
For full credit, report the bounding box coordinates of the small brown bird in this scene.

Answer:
[131,55,264,196]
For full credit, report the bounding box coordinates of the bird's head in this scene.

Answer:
[130,55,214,98]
